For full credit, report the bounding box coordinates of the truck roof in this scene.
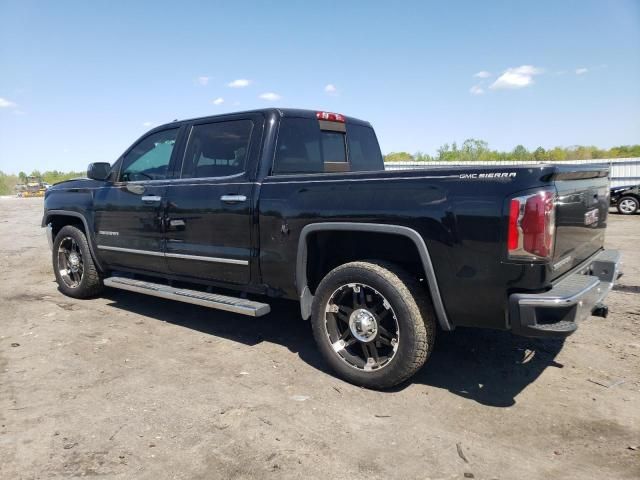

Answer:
[152,108,372,132]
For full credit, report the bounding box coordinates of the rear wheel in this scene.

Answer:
[617,196,639,215]
[310,261,435,389]
[53,225,104,298]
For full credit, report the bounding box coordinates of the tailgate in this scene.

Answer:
[551,167,610,279]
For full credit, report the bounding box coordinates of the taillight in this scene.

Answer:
[507,190,556,260]
[316,111,345,123]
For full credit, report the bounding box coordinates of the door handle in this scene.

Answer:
[220,194,247,203]
[141,195,162,202]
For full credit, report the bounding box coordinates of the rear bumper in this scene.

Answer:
[509,249,622,338]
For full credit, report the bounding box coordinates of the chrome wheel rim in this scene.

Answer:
[619,199,637,213]
[324,283,399,372]
[57,236,84,288]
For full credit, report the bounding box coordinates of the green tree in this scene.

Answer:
[384,152,414,162]
[41,170,85,184]
[533,147,547,161]
[547,147,567,161]
[436,142,461,161]
[511,145,530,160]
[413,151,433,162]
[0,171,19,195]
[457,138,490,161]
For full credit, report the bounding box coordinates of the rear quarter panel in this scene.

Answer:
[258,166,555,330]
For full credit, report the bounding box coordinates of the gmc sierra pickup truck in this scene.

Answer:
[43,108,622,388]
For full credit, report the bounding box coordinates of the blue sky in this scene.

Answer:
[1,0,639,173]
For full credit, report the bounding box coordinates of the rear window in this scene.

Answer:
[272,118,383,175]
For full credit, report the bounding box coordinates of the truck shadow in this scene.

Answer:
[409,328,565,407]
[102,289,564,408]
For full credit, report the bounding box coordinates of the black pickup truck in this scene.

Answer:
[43,108,622,388]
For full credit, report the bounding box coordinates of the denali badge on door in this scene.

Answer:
[584,209,599,226]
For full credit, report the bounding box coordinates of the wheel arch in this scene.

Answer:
[621,193,640,201]
[296,222,452,331]
[44,210,105,272]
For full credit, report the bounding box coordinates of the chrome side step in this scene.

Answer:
[104,276,271,317]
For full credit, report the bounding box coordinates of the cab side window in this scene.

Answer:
[346,124,384,172]
[181,120,253,178]
[120,128,179,182]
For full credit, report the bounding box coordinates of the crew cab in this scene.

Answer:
[43,108,622,388]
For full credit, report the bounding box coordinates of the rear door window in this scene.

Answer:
[181,120,253,178]
[273,118,324,174]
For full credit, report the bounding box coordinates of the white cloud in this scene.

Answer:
[227,79,251,88]
[259,92,281,101]
[469,85,485,95]
[490,65,543,90]
[196,76,211,86]
[142,121,153,127]
[212,97,224,105]
[575,67,588,75]
[0,97,17,108]
[473,71,491,78]
[324,83,338,95]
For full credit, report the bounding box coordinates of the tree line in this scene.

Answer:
[0,170,85,195]
[384,139,640,162]
[1,140,639,195]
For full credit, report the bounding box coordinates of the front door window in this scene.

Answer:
[120,129,179,182]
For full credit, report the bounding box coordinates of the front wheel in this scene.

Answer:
[310,261,436,389]
[52,225,104,298]
[617,196,639,215]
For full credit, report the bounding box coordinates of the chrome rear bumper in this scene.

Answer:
[509,249,622,338]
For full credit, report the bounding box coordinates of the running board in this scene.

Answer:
[104,277,271,317]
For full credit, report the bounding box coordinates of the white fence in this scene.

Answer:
[384,158,640,188]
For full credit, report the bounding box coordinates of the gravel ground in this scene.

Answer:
[1,197,638,480]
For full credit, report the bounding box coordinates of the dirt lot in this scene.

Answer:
[0,197,638,480]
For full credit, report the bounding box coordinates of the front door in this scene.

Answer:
[93,127,182,273]
[164,116,262,285]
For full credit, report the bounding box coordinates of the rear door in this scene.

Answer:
[93,126,183,273]
[163,114,263,284]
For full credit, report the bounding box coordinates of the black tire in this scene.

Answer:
[310,261,436,389]
[52,225,104,298]
[617,196,639,215]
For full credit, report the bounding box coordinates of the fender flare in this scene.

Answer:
[296,222,453,331]
[44,209,105,272]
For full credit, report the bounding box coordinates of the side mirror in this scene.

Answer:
[87,162,111,181]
